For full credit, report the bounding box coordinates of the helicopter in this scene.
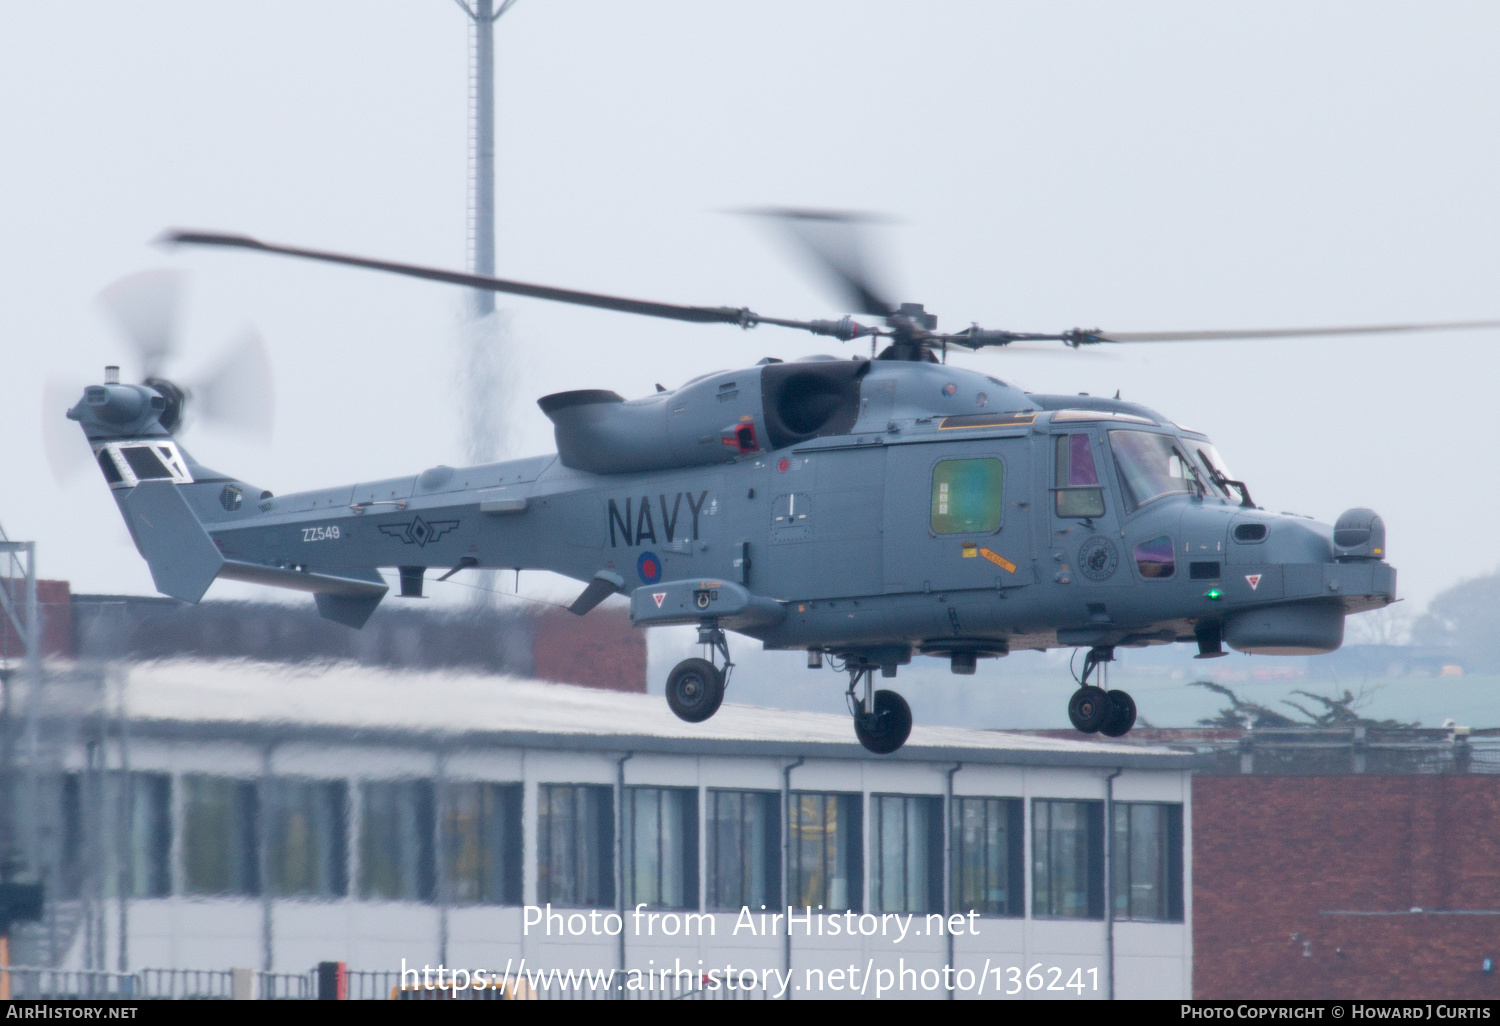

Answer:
[66,212,1493,754]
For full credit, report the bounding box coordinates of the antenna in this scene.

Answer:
[454,0,517,313]
[453,0,519,607]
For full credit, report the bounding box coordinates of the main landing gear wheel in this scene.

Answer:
[846,660,912,756]
[1099,689,1137,738]
[1068,686,1109,734]
[852,689,913,755]
[665,657,724,723]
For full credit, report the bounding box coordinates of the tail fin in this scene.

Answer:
[121,481,225,603]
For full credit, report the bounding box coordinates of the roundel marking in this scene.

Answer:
[637,551,662,584]
[777,458,790,472]
[1078,537,1119,581]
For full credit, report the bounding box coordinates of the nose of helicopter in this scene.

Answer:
[1218,507,1396,655]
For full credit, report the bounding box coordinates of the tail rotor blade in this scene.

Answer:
[193,328,275,440]
[42,375,95,484]
[96,269,183,379]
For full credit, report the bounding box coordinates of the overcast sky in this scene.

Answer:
[3,1,1498,623]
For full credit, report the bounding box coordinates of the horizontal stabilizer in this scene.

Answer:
[121,481,225,603]
[218,561,388,597]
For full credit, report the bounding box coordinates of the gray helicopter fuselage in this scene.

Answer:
[72,355,1395,667]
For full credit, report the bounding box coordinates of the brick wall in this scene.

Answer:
[64,593,647,692]
[1193,775,1500,998]
[0,579,74,659]
[532,605,646,693]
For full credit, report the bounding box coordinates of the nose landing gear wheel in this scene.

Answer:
[665,657,725,723]
[1068,685,1109,734]
[1099,689,1137,738]
[853,689,913,755]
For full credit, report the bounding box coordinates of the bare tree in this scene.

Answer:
[1345,604,1412,646]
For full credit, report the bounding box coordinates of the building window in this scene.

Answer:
[871,795,942,913]
[537,784,614,908]
[625,787,698,910]
[1032,799,1103,919]
[1054,433,1106,517]
[951,796,1022,917]
[1112,803,1184,922]
[57,775,84,900]
[183,775,259,897]
[789,792,862,912]
[266,778,347,899]
[114,772,172,898]
[931,458,1004,535]
[706,790,780,912]
[444,782,523,906]
[359,780,435,902]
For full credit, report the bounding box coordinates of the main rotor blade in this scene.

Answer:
[163,230,757,327]
[1093,320,1500,344]
[740,208,897,318]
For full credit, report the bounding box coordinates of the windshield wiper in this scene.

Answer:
[1197,448,1256,509]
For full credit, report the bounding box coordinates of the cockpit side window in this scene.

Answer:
[1107,430,1199,512]
[1134,536,1176,578]
[1054,433,1105,518]
[931,458,1004,535]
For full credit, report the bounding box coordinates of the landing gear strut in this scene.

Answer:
[846,667,913,755]
[1068,646,1136,738]
[665,624,733,724]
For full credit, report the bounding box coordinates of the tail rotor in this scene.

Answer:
[45,269,277,485]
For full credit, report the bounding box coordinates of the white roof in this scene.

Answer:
[113,659,1190,768]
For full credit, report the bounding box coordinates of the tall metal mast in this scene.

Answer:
[457,0,517,314]
[453,0,519,607]
[0,524,42,883]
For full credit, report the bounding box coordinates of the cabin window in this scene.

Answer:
[930,458,1004,535]
[1054,434,1105,517]
[1108,430,1197,511]
[1135,536,1176,579]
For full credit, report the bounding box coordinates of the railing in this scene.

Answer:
[3,967,142,999]
[138,967,234,999]
[258,971,314,1000]
[1,965,771,1000]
